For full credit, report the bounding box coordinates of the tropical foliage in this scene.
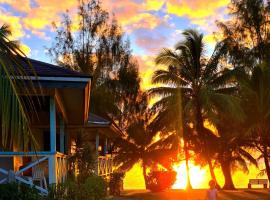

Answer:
[113,94,179,188]
[0,24,36,150]
[150,29,246,189]
[3,0,270,193]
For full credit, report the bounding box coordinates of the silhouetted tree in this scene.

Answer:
[114,93,179,189]
[48,0,141,121]
[150,29,243,189]
[237,63,270,182]
[217,0,270,68]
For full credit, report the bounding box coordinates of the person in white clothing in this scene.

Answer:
[206,180,218,200]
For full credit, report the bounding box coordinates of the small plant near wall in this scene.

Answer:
[0,183,39,200]
[43,176,107,200]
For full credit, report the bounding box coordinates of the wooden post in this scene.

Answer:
[49,97,56,184]
[95,133,99,175]
[60,118,65,153]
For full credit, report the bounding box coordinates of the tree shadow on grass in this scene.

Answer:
[242,190,270,199]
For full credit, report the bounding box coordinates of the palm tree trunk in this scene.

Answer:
[207,159,220,189]
[221,160,235,190]
[142,162,149,189]
[195,99,204,133]
[263,146,270,181]
[184,141,192,190]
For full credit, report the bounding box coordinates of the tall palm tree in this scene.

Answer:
[149,29,243,189]
[0,24,35,150]
[237,63,270,181]
[214,113,257,189]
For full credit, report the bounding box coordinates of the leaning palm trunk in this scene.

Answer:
[207,159,220,189]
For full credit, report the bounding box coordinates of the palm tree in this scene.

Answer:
[214,113,257,189]
[113,96,179,188]
[237,63,270,181]
[149,29,243,189]
[0,24,35,150]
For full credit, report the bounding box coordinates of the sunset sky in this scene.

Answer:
[0,0,230,90]
[2,0,264,189]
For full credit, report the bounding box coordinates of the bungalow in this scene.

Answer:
[0,58,122,195]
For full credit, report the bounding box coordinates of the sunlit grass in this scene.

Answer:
[112,189,270,200]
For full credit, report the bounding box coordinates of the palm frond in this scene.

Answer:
[238,148,258,167]
[155,48,182,67]
[0,24,37,150]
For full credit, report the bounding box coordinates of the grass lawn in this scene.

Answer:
[112,189,270,200]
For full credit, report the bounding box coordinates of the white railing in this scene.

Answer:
[98,155,113,176]
[0,151,68,195]
[56,152,68,184]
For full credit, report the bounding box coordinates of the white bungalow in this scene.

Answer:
[0,58,122,195]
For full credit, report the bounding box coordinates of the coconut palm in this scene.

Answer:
[214,112,257,189]
[113,95,179,188]
[0,24,35,150]
[149,29,243,189]
[237,63,270,181]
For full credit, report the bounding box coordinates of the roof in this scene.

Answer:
[19,57,91,78]
[88,113,111,126]
[87,113,124,137]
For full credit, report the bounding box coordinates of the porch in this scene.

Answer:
[0,96,67,195]
[0,151,67,195]
[0,153,114,195]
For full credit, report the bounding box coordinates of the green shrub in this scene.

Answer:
[44,175,107,200]
[83,175,107,200]
[44,181,80,200]
[0,182,39,200]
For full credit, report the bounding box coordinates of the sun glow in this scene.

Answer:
[172,162,209,189]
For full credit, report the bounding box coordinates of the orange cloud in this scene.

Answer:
[144,0,165,11]
[103,0,164,32]
[124,13,162,32]
[166,0,229,19]
[0,0,77,38]
[1,0,166,40]
[23,0,77,30]
[0,9,24,40]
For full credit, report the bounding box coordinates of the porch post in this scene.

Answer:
[60,118,65,153]
[104,138,107,155]
[95,133,99,175]
[49,97,57,184]
[95,133,99,157]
